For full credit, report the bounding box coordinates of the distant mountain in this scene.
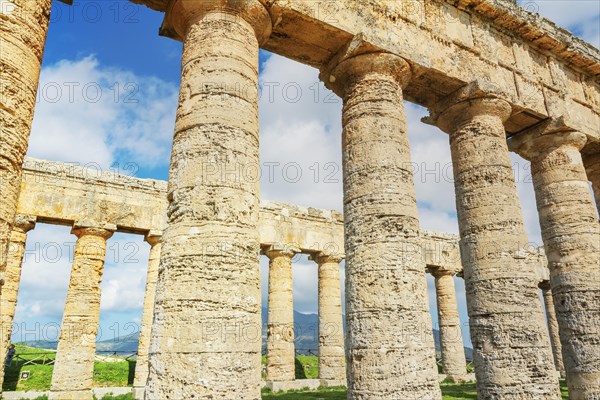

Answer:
[21,332,140,354]
[96,332,139,354]
[19,339,59,351]
[22,309,472,360]
[260,308,473,360]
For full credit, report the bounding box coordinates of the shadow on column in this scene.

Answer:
[127,360,136,386]
[294,358,307,380]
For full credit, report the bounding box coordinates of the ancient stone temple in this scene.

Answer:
[1,1,598,400]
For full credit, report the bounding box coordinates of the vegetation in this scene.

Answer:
[2,344,135,393]
[262,387,345,400]
[262,381,571,400]
[4,345,570,400]
[2,344,55,392]
[294,355,319,380]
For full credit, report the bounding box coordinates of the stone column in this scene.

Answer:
[145,2,271,398]
[431,84,560,398]
[0,0,52,295]
[264,246,298,382]
[321,44,441,399]
[314,252,345,385]
[49,222,115,400]
[0,215,36,393]
[582,150,600,213]
[510,123,600,398]
[431,269,467,382]
[132,231,162,400]
[540,282,566,378]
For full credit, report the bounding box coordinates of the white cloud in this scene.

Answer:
[16,224,74,321]
[259,54,343,211]
[28,56,178,169]
[13,224,150,342]
[100,233,150,313]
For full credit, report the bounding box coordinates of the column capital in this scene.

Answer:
[320,35,411,97]
[72,221,116,240]
[160,0,272,44]
[311,252,345,265]
[428,267,456,278]
[428,80,512,134]
[12,215,36,234]
[145,230,163,247]
[262,244,300,260]
[508,117,588,160]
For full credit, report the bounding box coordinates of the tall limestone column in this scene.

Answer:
[540,282,566,378]
[0,0,52,291]
[132,231,162,400]
[0,215,36,393]
[582,149,600,213]
[431,83,561,398]
[314,252,345,385]
[145,2,271,398]
[431,269,467,382]
[510,122,600,398]
[264,246,298,382]
[321,42,441,399]
[49,222,115,400]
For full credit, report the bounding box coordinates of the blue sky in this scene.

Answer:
[13,0,600,350]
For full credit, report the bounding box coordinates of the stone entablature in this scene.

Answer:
[17,157,550,277]
[139,0,600,142]
[15,158,459,271]
[17,158,168,234]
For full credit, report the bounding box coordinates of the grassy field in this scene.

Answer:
[2,344,135,392]
[4,346,569,399]
[262,382,570,400]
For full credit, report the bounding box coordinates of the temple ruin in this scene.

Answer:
[1,0,599,399]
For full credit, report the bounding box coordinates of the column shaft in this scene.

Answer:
[316,254,345,384]
[146,2,271,398]
[326,52,440,399]
[0,0,51,292]
[433,272,467,381]
[265,249,296,382]
[526,136,600,398]
[542,286,566,378]
[435,95,560,398]
[0,215,35,393]
[132,234,162,399]
[49,225,114,400]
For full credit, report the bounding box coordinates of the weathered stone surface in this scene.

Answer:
[134,0,600,142]
[433,94,561,399]
[540,282,566,379]
[18,158,471,273]
[510,124,600,399]
[144,1,271,398]
[323,49,441,399]
[17,158,169,234]
[132,232,162,400]
[264,246,298,382]
[314,253,345,383]
[0,215,36,393]
[49,223,115,400]
[431,270,467,382]
[0,0,52,300]
[259,200,344,255]
[582,143,600,213]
